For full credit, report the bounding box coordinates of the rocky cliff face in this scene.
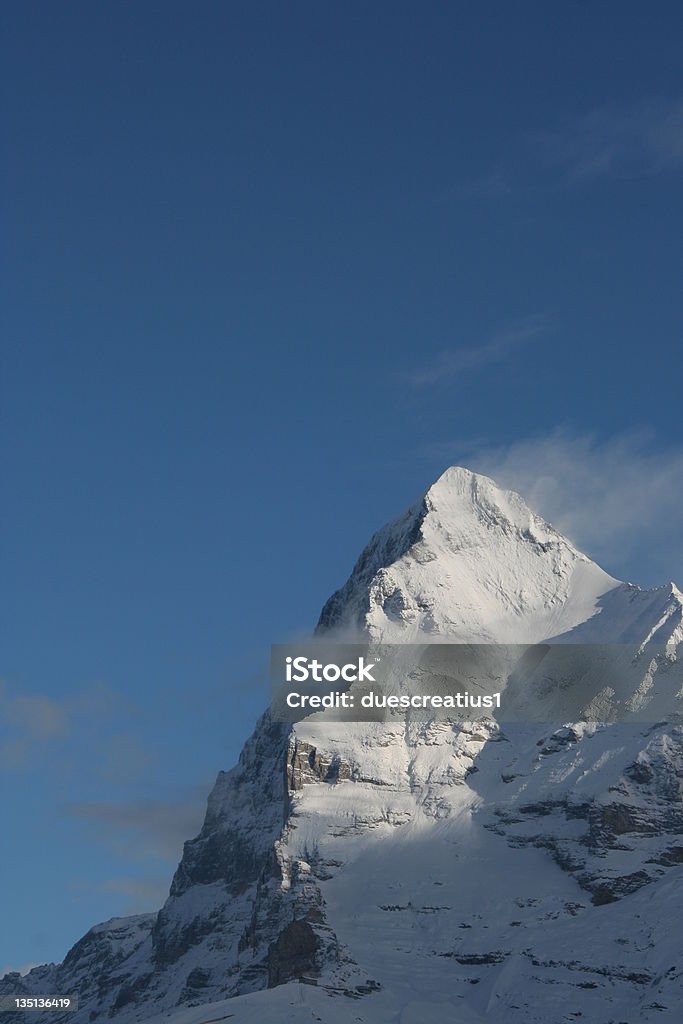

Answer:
[3,468,683,1024]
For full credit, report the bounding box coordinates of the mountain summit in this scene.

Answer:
[2,468,682,1024]
[319,466,619,642]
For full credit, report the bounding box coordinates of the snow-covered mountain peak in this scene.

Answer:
[421,465,580,555]
[318,466,620,643]
[4,466,683,1024]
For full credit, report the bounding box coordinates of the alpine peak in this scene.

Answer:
[318,465,620,643]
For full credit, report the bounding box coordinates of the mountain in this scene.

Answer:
[3,467,683,1023]
[317,466,620,643]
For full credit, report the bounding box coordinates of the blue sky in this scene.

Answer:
[2,1,682,971]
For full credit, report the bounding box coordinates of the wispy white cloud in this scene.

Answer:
[407,314,548,387]
[437,429,683,585]
[533,97,683,182]
[64,786,210,864]
[0,681,138,773]
[1,686,67,737]
[0,684,69,768]
[454,96,683,196]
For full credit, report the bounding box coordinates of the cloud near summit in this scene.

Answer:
[465,430,683,586]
